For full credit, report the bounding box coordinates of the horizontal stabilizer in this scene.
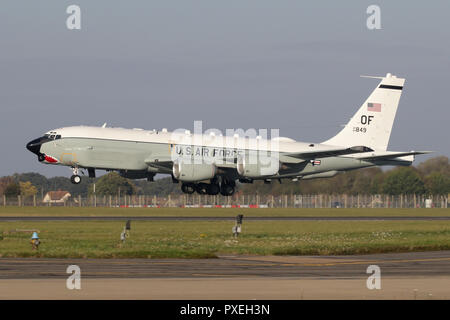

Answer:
[357,151,432,161]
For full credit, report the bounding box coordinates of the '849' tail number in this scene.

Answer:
[353,127,367,133]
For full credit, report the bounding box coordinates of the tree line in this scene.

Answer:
[0,156,449,198]
[240,156,449,196]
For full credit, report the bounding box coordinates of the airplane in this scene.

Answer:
[26,73,429,196]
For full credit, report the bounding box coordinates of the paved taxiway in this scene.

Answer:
[1,251,450,299]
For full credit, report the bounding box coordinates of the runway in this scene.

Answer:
[1,215,450,221]
[1,251,450,299]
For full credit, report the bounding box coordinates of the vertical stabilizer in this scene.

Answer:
[323,73,405,151]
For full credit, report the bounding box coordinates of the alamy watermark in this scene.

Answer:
[366,265,381,290]
[66,265,81,290]
[66,5,81,30]
[367,5,381,30]
[169,121,280,176]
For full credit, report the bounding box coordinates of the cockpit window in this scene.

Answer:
[43,133,61,140]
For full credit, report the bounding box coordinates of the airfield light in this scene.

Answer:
[31,232,40,250]
[233,214,244,238]
[121,220,131,243]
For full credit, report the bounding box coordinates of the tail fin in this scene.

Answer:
[323,73,405,151]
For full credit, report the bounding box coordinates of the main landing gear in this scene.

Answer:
[181,179,235,196]
[70,167,82,184]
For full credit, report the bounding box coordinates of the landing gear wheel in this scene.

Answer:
[206,183,220,196]
[181,183,195,194]
[70,175,82,184]
[220,183,235,196]
[195,183,209,195]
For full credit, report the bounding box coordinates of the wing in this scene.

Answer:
[144,155,173,173]
[143,145,375,171]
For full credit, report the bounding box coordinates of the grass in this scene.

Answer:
[0,206,449,217]
[1,219,450,258]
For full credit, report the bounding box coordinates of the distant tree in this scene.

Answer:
[417,156,450,177]
[89,172,135,196]
[425,172,450,196]
[133,176,182,196]
[350,167,382,195]
[382,167,426,195]
[11,172,91,197]
[19,181,38,198]
[369,172,385,194]
[4,182,21,197]
[13,172,49,194]
[1,156,448,197]
[0,176,14,195]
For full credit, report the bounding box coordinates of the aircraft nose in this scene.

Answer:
[26,137,43,156]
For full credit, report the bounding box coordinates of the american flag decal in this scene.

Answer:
[367,102,381,112]
[310,160,321,166]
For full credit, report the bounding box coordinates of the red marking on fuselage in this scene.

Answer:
[44,155,58,163]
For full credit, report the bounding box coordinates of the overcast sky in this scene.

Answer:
[0,1,449,177]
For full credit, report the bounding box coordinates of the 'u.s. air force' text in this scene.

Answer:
[174,145,244,158]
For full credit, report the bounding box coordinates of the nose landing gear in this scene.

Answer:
[70,167,82,184]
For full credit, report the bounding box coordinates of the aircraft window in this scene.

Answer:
[56,135,61,139]
[49,135,55,139]
[44,134,50,138]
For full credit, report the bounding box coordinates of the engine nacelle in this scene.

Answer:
[172,162,216,182]
[237,155,279,178]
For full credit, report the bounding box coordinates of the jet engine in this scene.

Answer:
[172,162,216,182]
[237,155,279,178]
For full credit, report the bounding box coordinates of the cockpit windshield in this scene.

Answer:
[43,132,61,140]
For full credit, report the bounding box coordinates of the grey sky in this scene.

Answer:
[0,1,449,177]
